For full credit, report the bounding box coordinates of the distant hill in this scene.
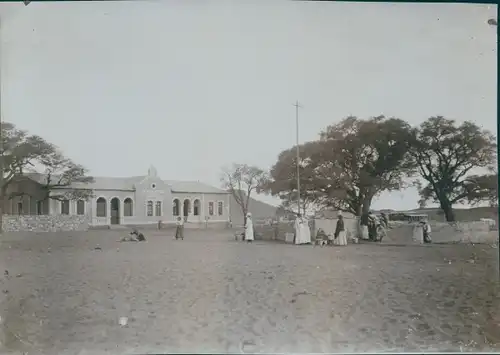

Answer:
[229,191,278,227]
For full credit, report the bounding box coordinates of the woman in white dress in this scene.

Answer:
[245,213,254,242]
[334,212,348,246]
[294,214,312,245]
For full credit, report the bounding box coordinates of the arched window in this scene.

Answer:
[172,199,180,216]
[77,200,85,215]
[96,197,107,217]
[124,198,133,217]
[193,199,200,216]
[147,201,153,216]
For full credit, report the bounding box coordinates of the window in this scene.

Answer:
[147,201,153,216]
[155,201,162,216]
[172,199,180,216]
[36,200,43,215]
[218,201,223,216]
[151,183,156,189]
[96,197,107,217]
[77,200,85,215]
[124,198,133,217]
[193,199,200,216]
[61,200,70,215]
[208,201,214,216]
[17,202,23,215]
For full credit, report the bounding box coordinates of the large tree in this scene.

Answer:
[314,115,415,217]
[409,116,497,222]
[32,150,94,201]
[264,141,323,215]
[220,163,269,225]
[265,116,414,218]
[0,122,94,221]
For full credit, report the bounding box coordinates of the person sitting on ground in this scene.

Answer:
[131,229,146,241]
[315,228,328,246]
[118,229,146,242]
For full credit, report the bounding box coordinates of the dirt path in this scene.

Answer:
[0,230,498,354]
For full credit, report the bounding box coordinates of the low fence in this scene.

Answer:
[253,219,316,242]
[2,215,90,233]
[254,217,498,245]
[387,220,498,244]
[425,221,498,244]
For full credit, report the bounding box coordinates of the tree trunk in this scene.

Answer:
[0,186,6,234]
[242,207,248,227]
[360,195,373,226]
[354,203,362,217]
[439,198,456,222]
[361,196,373,215]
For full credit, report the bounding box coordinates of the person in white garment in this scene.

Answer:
[294,214,312,245]
[301,215,312,244]
[244,213,254,242]
[334,212,348,246]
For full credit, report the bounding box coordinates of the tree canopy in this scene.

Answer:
[1,121,94,202]
[263,141,324,215]
[265,116,414,218]
[409,116,497,221]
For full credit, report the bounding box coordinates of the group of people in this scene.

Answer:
[315,212,348,246]
[242,211,348,246]
[195,209,433,245]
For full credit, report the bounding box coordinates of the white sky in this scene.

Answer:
[0,1,497,211]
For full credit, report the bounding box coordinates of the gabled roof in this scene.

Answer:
[164,180,227,194]
[23,173,227,194]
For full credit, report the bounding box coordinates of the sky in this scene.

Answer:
[0,1,497,211]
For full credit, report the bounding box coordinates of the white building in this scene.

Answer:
[8,166,231,228]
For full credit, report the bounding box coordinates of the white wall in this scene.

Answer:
[48,188,230,226]
[171,192,230,224]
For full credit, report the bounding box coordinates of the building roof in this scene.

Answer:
[24,173,227,194]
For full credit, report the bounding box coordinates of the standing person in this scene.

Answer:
[380,212,389,229]
[294,213,303,244]
[300,214,312,244]
[421,218,432,244]
[294,213,311,245]
[175,216,184,240]
[367,211,379,241]
[245,213,254,242]
[334,212,348,246]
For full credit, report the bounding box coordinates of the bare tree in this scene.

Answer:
[220,163,269,225]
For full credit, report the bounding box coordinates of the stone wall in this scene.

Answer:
[426,221,498,244]
[2,215,90,233]
[388,221,498,244]
[254,220,316,243]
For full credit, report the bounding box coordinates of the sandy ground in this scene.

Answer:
[0,229,498,354]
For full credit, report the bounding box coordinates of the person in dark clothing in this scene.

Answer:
[334,212,348,246]
[367,211,379,241]
[130,229,146,241]
[421,219,432,244]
